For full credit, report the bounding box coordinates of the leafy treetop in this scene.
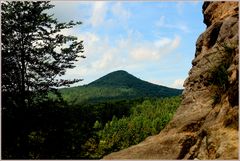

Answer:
[1,1,85,106]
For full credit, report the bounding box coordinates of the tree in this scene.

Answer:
[1,1,85,107]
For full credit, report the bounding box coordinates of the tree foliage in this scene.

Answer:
[1,1,86,159]
[1,1,84,107]
[93,96,181,158]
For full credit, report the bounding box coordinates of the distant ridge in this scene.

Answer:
[60,70,183,104]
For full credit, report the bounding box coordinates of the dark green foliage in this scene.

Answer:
[2,100,95,159]
[1,1,84,108]
[59,70,183,104]
[93,96,181,158]
[2,95,181,159]
[210,64,229,91]
[208,43,236,105]
[1,1,85,159]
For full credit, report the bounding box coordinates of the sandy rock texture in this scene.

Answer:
[103,1,238,160]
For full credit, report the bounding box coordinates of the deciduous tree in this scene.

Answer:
[1,1,84,107]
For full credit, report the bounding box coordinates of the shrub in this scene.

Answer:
[208,42,236,105]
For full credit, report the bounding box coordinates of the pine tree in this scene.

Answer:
[1,1,85,107]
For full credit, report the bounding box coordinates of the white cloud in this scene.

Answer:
[156,16,165,27]
[60,32,183,87]
[154,37,172,47]
[171,36,181,48]
[172,79,185,89]
[111,2,131,23]
[148,80,163,85]
[47,1,196,88]
[90,1,108,27]
[155,16,190,33]
[130,35,180,61]
[88,2,132,30]
[130,47,160,61]
[49,1,87,22]
[64,30,182,83]
[74,32,101,59]
[83,32,100,43]
[91,52,113,70]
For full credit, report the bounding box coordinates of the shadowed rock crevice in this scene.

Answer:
[180,117,206,133]
[208,22,222,48]
[177,135,197,159]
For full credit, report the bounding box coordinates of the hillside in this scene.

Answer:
[60,70,182,104]
[103,1,239,160]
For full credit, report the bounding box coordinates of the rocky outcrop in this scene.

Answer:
[103,2,239,160]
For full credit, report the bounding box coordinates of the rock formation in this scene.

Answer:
[103,1,239,160]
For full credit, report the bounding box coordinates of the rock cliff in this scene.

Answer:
[103,2,239,160]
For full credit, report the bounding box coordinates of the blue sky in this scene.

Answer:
[49,1,206,89]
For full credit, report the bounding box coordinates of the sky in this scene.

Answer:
[48,1,206,89]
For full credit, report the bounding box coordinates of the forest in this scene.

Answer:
[1,1,182,159]
[2,95,181,159]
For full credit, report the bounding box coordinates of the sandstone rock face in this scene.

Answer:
[103,2,239,160]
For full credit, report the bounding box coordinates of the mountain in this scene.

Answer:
[103,2,239,160]
[88,70,182,95]
[60,70,183,104]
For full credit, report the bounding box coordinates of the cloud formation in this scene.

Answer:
[52,1,205,88]
[130,36,180,61]
[90,1,108,27]
[156,16,190,33]
[172,79,185,88]
[60,27,182,87]
[111,2,131,23]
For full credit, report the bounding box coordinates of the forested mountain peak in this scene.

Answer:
[88,70,145,87]
[59,70,183,104]
[88,70,180,90]
[86,69,183,97]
